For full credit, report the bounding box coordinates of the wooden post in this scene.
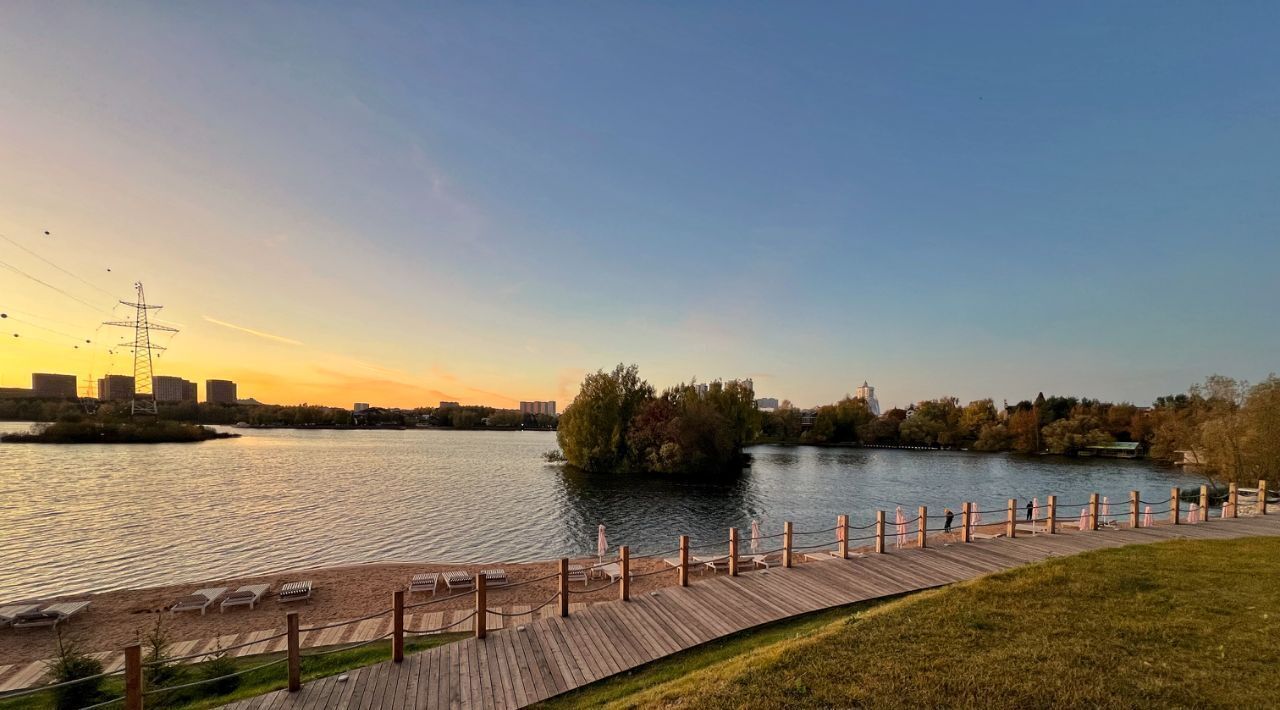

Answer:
[918,506,928,548]
[286,611,301,692]
[1170,487,1180,524]
[1199,485,1210,523]
[875,511,886,553]
[728,528,739,577]
[124,643,142,710]
[1089,493,1100,531]
[619,546,630,601]
[1229,482,1239,518]
[1047,495,1057,534]
[1260,480,1269,515]
[783,522,794,567]
[558,558,569,617]
[1129,490,1139,528]
[1006,499,1016,539]
[474,573,487,639]
[679,535,691,585]
[393,590,405,661]
[837,514,848,559]
[960,502,971,543]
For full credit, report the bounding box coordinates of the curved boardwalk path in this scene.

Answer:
[224,515,1280,709]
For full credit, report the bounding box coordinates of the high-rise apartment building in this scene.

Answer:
[856,381,880,416]
[206,379,238,405]
[32,373,77,399]
[154,376,198,403]
[519,401,557,417]
[98,375,136,402]
[354,402,371,412]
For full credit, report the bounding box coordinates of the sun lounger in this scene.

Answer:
[0,604,41,627]
[972,532,1005,540]
[568,564,588,585]
[481,569,509,587]
[442,571,475,593]
[750,553,782,569]
[409,573,438,595]
[220,584,270,612]
[171,588,227,615]
[12,601,90,629]
[598,562,633,582]
[694,555,731,573]
[279,581,313,604]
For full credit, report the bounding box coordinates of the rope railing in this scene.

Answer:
[405,611,478,636]
[299,607,391,633]
[485,571,561,591]
[486,593,561,618]
[0,666,125,701]
[143,657,287,696]
[567,579,617,595]
[78,696,125,710]
[301,631,393,658]
[143,629,291,666]
[792,525,839,536]
[628,545,685,560]
[405,591,480,610]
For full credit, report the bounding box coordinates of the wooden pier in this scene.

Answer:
[221,513,1280,709]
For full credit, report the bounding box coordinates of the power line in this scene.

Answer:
[0,257,112,316]
[0,313,94,344]
[0,232,117,299]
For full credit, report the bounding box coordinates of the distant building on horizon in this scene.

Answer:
[32,373,77,400]
[0,387,33,399]
[98,375,135,402]
[519,401,557,417]
[856,381,880,416]
[154,376,198,403]
[438,401,460,409]
[206,379,237,405]
[755,397,779,410]
[354,402,371,412]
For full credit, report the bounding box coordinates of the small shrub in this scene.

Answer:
[200,650,241,696]
[46,630,106,710]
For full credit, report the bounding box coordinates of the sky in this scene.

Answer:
[1,2,1278,410]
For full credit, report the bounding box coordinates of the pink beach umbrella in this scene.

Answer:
[1032,498,1041,531]
[751,519,761,554]
[1188,503,1200,524]
[894,506,907,547]
[1078,507,1088,531]
[597,524,607,561]
[1142,505,1153,528]
[1101,496,1110,523]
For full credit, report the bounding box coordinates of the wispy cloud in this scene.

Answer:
[202,316,304,346]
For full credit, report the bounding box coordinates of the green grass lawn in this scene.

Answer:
[541,536,1280,709]
[0,633,465,709]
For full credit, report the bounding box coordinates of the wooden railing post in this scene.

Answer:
[1171,487,1181,524]
[960,502,971,543]
[393,590,405,661]
[1006,499,1016,539]
[619,546,630,601]
[1229,482,1239,518]
[1089,493,1100,531]
[679,535,690,585]
[1260,480,1269,515]
[558,558,569,617]
[837,515,848,559]
[474,573,487,639]
[124,643,142,710]
[1047,495,1057,534]
[728,528,739,577]
[875,511,886,553]
[1199,485,1209,523]
[1129,490,1139,528]
[286,611,301,692]
[783,522,794,567]
[918,506,928,548]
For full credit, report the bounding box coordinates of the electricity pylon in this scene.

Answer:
[103,282,178,415]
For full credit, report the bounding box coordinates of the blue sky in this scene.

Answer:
[1,2,1277,408]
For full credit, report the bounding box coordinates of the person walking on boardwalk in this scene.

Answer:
[944,507,955,532]
[1026,499,1034,521]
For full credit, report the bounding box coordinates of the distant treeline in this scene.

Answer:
[0,399,557,430]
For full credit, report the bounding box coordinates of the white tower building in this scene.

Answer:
[856,381,880,416]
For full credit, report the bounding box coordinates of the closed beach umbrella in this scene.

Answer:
[1189,503,1199,524]
[1102,496,1110,523]
[969,509,981,538]
[597,524,607,560]
[1032,498,1041,530]
[895,506,907,547]
[751,519,761,554]
[1078,507,1088,531]
[1142,505,1153,528]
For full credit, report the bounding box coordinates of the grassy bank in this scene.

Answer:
[0,420,237,444]
[542,536,1280,709]
[0,633,464,709]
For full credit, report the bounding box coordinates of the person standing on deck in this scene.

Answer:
[1026,499,1034,521]
[944,507,955,532]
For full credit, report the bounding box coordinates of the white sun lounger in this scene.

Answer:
[0,604,41,627]
[409,573,438,595]
[567,565,588,586]
[172,588,227,615]
[279,581,313,603]
[12,601,90,629]
[442,571,474,593]
[220,584,270,612]
[750,553,782,569]
[694,555,731,573]
[481,569,509,587]
[598,562,633,583]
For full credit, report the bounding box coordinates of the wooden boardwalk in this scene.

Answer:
[224,515,1280,709]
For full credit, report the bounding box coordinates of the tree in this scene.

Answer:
[556,364,654,472]
[807,397,874,444]
[1040,415,1113,455]
[959,399,998,442]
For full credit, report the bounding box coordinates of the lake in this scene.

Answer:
[0,423,1197,600]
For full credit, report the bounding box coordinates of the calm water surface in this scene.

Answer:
[0,423,1196,599]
